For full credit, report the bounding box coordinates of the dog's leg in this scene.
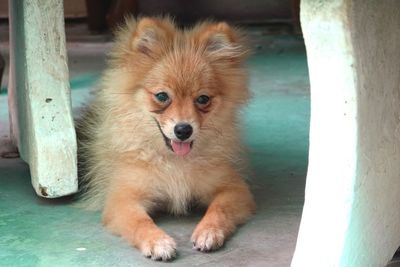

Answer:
[191,177,256,252]
[102,187,176,261]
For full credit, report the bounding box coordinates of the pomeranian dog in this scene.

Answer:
[77,16,255,261]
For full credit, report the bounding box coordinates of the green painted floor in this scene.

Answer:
[0,28,310,267]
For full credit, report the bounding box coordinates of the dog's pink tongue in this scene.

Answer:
[171,141,191,156]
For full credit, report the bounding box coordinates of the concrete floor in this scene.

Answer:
[0,25,310,267]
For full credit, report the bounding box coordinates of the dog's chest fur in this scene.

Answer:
[153,159,213,215]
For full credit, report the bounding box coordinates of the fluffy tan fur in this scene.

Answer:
[77,16,256,261]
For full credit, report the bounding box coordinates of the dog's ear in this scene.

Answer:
[196,22,249,63]
[132,17,175,58]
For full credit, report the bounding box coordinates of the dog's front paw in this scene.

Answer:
[191,226,225,252]
[140,233,177,261]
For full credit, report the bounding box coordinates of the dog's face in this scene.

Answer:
[119,18,249,156]
[144,56,220,156]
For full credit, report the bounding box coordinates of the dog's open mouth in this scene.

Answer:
[154,119,194,156]
[170,140,193,156]
[163,136,193,156]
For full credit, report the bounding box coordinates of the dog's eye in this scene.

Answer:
[155,92,169,103]
[196,95,210,105]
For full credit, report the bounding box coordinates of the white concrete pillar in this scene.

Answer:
[8,0,78,197]
[292,1,400,266]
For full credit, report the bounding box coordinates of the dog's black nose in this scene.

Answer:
[174,123,193,141]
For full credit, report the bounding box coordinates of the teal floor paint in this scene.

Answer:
[69,73,101,91]
[0,32,309,266]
